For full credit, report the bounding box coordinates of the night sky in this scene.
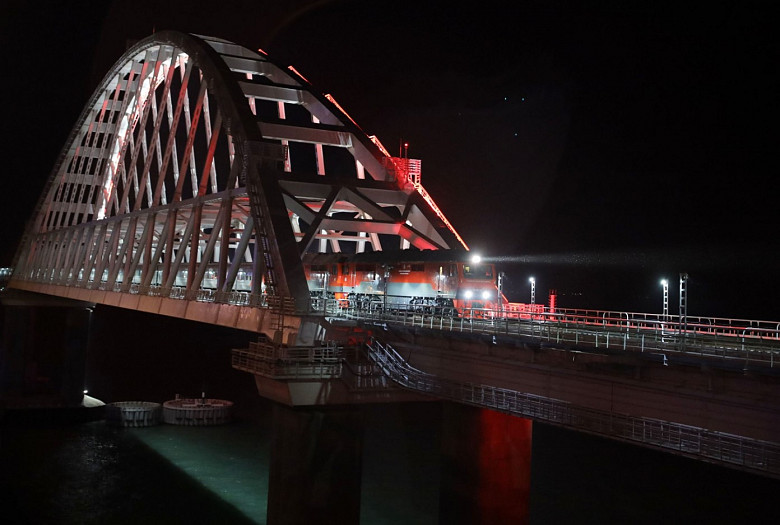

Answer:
[1,1,778,317]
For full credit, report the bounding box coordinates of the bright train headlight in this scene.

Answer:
[482,290,490,300]
[464,290,473,299]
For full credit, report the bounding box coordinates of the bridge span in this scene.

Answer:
[3,31,779,486]
[227,302,780,479]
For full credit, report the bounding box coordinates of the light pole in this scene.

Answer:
[497,271,505,315]
[529,277,536,305]
[660,279,669,320]
[679,272,689,342]
[383,265,390,313]
[323,270,329,312]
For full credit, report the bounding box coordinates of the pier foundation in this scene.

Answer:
[439,403,533,524]
[1,293,93,406]
[267,403,363,524]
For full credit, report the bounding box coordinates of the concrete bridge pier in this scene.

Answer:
[439,403,533,524]
[1,293,94,406]
[267,403,363,524]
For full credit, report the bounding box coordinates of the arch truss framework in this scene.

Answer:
[11,31,467,318]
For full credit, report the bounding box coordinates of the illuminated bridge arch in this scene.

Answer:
[11,31,466,321]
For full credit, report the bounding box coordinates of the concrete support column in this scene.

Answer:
[267,403,363,525]
[1,306,34,397]
[61,306,92,405]
[0,303,92,406]
[439,403,533,524]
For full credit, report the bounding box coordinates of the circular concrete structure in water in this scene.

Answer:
[105,401,162,427]
[162,398,233,426]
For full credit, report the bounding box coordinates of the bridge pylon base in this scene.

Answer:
[267,402,362,525]
[440,402,533,524]
[1,292,94,407]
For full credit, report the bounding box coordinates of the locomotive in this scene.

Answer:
[132,249,519,316]
[303,250,505,315]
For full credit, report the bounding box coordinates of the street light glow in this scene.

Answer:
[660,278,669,320]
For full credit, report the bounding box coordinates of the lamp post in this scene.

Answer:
[660,279,669,320]
[679,273,689,343]
[383,265,390,314]
[497,271,505,316]
[323,270,329,312]
[529,277,535,305]
[660,278,668,334]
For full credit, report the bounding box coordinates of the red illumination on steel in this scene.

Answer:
[286,65,311,84]
[369,136,468,250]
[325,94,362,130]
[369,135,392,157]
[477,410,532,522]
[415,184,469,250]
[382,156,421,186]
[503,302,545,318]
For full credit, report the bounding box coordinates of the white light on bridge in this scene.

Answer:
[660,278,669,320]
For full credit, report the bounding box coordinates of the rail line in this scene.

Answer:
[324,300,780,369]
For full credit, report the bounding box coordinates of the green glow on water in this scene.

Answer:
[129,422,269,524]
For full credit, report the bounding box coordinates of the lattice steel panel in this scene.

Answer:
[11,32,467,314]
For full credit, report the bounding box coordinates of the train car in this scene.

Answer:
[110,250,508,317]
[302,250,506,316]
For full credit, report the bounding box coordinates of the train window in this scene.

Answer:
[356,263,374,272]
[463,264,494,280]
[332,265,337,275]
[311,265,327,272]
[411,264,425,272]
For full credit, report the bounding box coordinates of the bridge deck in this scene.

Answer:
[324,301,780,371]
[362,326,780,479]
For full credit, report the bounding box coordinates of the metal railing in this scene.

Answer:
[15,271,303,313]
[365,338,780,478]
[321,300,780,368]
[231,340,343,380]
[14,270,780,367]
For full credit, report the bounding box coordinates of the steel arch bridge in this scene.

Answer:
[9,31,467,339]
